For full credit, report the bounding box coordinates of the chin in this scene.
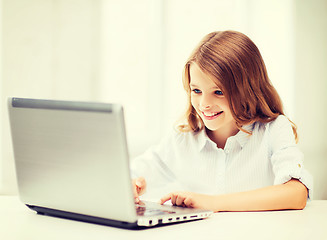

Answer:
[204,125,220,132]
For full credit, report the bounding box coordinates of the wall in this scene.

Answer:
[0,0,2,193]
[0,0,101,194]
[1,0,325,199]
[294,0,327,200]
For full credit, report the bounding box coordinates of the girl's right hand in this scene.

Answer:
[132,177,147,203]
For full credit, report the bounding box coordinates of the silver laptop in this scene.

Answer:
[8,97,212,229]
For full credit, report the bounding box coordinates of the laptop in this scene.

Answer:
[8,97,213,229]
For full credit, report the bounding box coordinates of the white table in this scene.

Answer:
[1,196,326,240]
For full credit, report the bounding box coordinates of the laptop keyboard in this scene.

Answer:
[135,204,176,216]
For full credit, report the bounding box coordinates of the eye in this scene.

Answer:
[215,90,223,95]
[192,89,201,94]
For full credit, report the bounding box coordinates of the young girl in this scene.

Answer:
[131,30,313,212]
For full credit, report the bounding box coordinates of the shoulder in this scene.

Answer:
[146,128,202,160]
[266,115,295,140]
[248,115,295,150]
[140,128,201,155]
[167,128,201,146]
[267,115,293,130]
[159,128,209,153]
[263,115,297,151]
[251,115,293,135]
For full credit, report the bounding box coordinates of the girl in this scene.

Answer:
[131,30,312,212]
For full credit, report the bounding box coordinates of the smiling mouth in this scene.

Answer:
[202,111,223,120]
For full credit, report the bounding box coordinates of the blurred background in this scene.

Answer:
[0,0,326,199]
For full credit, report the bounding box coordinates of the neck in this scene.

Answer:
[206,125,239,149]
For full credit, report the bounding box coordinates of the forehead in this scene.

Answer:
[189,63,221,88]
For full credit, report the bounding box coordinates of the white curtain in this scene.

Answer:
[1,0,326,198]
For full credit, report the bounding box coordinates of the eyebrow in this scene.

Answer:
[190,84,221,90]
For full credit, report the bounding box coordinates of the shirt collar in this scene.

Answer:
[196,123,254,151]
[234,123,253,148]
[196,129,213,152]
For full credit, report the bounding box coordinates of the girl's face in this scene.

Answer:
[189,63,238,137]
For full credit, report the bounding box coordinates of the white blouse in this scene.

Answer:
[130,115,313,199]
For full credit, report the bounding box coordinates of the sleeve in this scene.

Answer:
[129,131,178,196]
[269,116,313,199]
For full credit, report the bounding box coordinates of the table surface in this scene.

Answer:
[1,196,327,240]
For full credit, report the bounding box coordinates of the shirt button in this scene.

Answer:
[225,149,229,154]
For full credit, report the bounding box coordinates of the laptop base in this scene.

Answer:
[27,205,140,230]
[26,204,202,230]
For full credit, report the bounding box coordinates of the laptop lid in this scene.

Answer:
[8,97,137,223]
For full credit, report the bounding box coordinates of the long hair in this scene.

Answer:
[178,30,298,142]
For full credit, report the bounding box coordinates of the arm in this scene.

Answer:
[212,179,308,212]
[130,132,178,202]
[160,179,308,212]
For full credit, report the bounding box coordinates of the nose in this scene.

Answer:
[199,94,212,110]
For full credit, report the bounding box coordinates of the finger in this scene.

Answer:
[134,192,140,204]
[176,194,186,206]
[136,177,146,195]
[184,198,194,208]
[132,179,140,203]
[133,188,140,203]
[135,179,142,188]
[171,193,178,205]
[160,194,172,205]
[132,181,137,196]
[136,177,145,186]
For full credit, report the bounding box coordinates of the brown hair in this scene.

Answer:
[178,30,298,142]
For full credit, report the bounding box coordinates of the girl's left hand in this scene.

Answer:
[160,192,215,210]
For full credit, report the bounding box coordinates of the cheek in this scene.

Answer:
[220,99,230,111]
[190,96,197,108]
[222,102,234,119]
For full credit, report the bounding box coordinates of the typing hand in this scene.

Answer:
[132,177,147,203]
[160,191,213,210]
